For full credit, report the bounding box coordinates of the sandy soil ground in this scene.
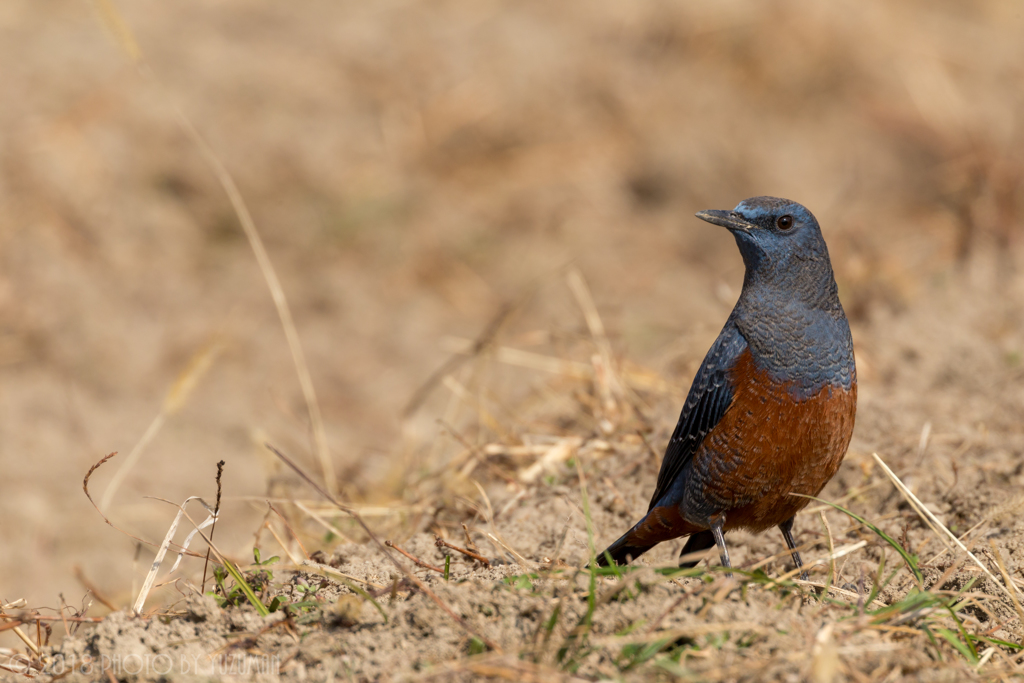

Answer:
[2,0,1023,680]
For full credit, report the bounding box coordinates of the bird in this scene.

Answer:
[596,196,857,577]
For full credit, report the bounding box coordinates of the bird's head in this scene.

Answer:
[696,196,835,302]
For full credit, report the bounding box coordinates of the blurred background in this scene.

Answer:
[1,0,1022,611]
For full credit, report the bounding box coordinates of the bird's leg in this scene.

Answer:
[779,516,808,581]
[708,513,731,577]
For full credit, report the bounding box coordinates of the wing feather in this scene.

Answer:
[647,321,748,510]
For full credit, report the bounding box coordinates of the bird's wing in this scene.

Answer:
[647,321,748,511]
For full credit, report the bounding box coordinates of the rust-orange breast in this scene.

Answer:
[683,348,857,532]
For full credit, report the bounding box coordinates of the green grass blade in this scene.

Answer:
[971,635,1024,651]
[797,495,923,584]
[335,579,388,624]
[220,558,270,617]
[921,624,944,662]
[935,627,978,664]
[941,604,978,661]
[574,456,597,565]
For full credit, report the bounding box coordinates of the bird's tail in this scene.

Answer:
[595,505,701,567]
[594,530,654,567]
[677,529,716,568]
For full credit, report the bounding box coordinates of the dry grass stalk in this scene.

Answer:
[469,479,537,569]
[871,452,1021,606]
[820,511,837,586]
[435,535,491,567]
[572,450,597,563]
[800,479,888,516]
[695,578,739,618]
[495,488,530,519]
[442,336,678,394]
[268,503,310,560]
[297,559,384,590]
[83,454,138,548]
[676,546,717,568]
[442,374,508,438]
[404,302,516,417]
[132,496,216,614]
[174,111,338,496]
[460,523,479,551]
[99,340,222,511]
[487,533,536,570]
[442,337,591,378]
[241,497,424,518]
[810,623,840,683]
[565,269,612,364]
[91,0,141,61]
[294,501,356,544]
[599,620,765,648]
[384,540,444,574]
[400,653,590,683]
[4,622,40,657]
[797,581,884,606]
[925,507,1003,565]
[201,460,225,595]
[974,647,996,670]
[91,0,337,496]
[913,420,932,468]
[760,542,863,588]
[0,614,102,625]
[519,437,584,484]
[483,443,556,457]
[646,592,690,634]
[98,414,165,512]
[744,537,827,573]
[988,539,1024,634]
[567,267,629,428]
[984,494,1024,526]
[266,443,502,651]
[928,547,973,595]
[72,566,118,613]
[265,521,303,565]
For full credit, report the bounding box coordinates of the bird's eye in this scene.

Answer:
[776,215,794,230]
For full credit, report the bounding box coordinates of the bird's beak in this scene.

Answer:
[695,209,753,233]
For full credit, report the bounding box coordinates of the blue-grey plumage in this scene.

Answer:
[597,197,857,573]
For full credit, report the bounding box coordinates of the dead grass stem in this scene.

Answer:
[872,452,1021,606]
[92,0,336,497]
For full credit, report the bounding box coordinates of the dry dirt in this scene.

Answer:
[2,0,1024,681]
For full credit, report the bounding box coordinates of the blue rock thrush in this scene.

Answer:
[596,197,857,576]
